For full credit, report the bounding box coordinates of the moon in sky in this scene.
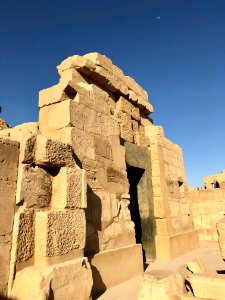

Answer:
[156,16,161,20]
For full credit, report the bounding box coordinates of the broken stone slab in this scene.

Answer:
[138,270,184,300]
[16,164,52,208]
[51,167,87,209]
[39,81,78,108]
[186,256,206,274]
[187,273,225,300]
[35,209,86,260]
[34,135,74,167]
[217,217,225,259]
[10,257,93,300]
[57,55,96,78]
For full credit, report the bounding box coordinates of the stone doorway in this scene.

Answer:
[125,142,156,261]
[127,164,146,259]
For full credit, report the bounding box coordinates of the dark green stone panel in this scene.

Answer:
[125,142,156,260]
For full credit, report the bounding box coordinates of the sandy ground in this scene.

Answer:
[96,242,225,300]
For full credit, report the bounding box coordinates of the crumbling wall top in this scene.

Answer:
[56,52,153,116]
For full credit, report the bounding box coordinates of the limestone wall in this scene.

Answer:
[0,52,200,298]
[190,188,225,241]
[145,126,198,259]
[0,138,19,295]
[38,53,154,257]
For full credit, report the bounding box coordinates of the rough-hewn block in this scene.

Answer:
[35,135,74,167]
[116,96,132,114]
[11,257,93,300]
[120,112,133,142]
[14,210,35,262]
[17,165,52,208]
[52,167,87,209]
[35,209,86,258]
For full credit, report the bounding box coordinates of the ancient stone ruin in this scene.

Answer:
[0,53,225,300]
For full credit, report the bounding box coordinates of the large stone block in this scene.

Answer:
[116,96,132,114]
[120,112,133,142]
[35,210,86,260]
[17,164,52,208]
[35,135,74,167]
[13,210,35,263]
[11,257,93,300]
[90,244,143,296]
[188,274,225,300]
[155,230,199,260]
[39,81,77,108]
[52,167,87,209]
[138,270,184,300]
[0,139,19,182]
[61,127,95,160]
[93,135,112,160]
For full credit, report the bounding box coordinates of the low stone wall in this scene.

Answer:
[189,188,225,241]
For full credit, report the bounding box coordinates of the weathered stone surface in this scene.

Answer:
[187,274,225,300]
[116,96,132,114]
[217,217,225,259]
[119,112,133,142]
[0,139,19,295]
[35,135,74,167]
[138,270,184,300]
[0,118,10,130]
[14,210,35,262]
[35,210,86,258]
[17,165,52,208]
[52,167,87,209]
[186,256,206,274]
[39,81,77,108]
[11,257,93,300]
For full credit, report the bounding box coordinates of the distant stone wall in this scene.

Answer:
[204,170,225,189]
[190,188,225,241]
[0,138,19,295]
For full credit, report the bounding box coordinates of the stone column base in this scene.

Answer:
[155,230,199,260]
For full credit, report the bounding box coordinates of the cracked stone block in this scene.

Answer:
[11,257,93,300]
[52,167,87,209]
[17,165,52,208]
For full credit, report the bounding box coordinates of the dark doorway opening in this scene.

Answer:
[126,164,146,262]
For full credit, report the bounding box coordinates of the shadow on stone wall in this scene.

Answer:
[84,185,107,297]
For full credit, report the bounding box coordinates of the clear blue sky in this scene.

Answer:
[0,0,224,187]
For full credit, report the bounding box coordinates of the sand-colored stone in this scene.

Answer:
[35,209,86,261]
[187,274,225,300]
[11,257,93,300]
[217,217,225,259]
[51,167,87,209]
[0,53,203,298]
[17,164,52,208]
[186,256,206,274]
[90,244,143,296]
[35,135,74,167]
[138,270,184,300]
